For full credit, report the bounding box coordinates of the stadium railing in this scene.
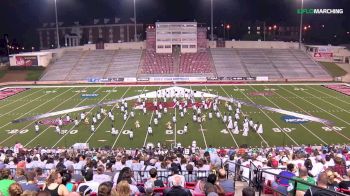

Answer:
[257,168,347,196]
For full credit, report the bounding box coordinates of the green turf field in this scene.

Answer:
[0,84,350,149]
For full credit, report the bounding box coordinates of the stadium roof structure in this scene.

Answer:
[12,86,333,126]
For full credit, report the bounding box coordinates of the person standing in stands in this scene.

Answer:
[43,171,69,196]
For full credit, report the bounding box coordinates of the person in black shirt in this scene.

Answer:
[304,172,336,196]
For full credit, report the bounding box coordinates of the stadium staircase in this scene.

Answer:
[102,50,119,78]
[64,50,88,81]
[40,50,84,81]
[173,47,181,77]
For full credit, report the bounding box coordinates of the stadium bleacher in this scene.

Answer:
[179,50,216,77]
[138,50,175,76]
[210,48,331,79]
[41,49,142,81]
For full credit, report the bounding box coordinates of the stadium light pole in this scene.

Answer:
[54,0,60,48]
[133,0,137,42]
[298,0,304,49]
[210,0,214,41]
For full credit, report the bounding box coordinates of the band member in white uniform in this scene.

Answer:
[35,122,39,133]
[233,121,239,134]
[184,123,188,134]
[154,118,158,126]
[208,111,213,119]
[148,125,153,135]
[257,123,263,134]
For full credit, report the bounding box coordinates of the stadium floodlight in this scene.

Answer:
[133,0,137,42]
[298,0,304,49]
[54,0,60,48]
[210,0,214,41]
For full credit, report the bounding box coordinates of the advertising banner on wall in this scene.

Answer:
[15,56,38,66]
[314,52,333,59]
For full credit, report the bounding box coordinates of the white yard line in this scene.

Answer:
[4,82,348,90]
[236,85,298,145]
[303,86,350,114]
[24,87,104,147]
[309,86,350,106]
[190,85,209,149]
[50,87,116,147]
[280,86,350,141]
[219,85,268,147]
[84,86,130,143]
[143,86,161,147]
[174,107,177,146]
[199,124,208,148]
[111,115,131,149]
[286,85,350,126]
[0,89,61,119]
[211,86,239,148]
[0,87,74,145]
[0,88,63,130]
[111,86,146,149]
[143,111,155,147]
[0,88,45,109]
[258,85,328,145]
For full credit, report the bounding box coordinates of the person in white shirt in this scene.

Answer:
[92,165,111,184]
[77,169,100,194]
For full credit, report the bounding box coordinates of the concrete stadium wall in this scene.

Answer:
[225,41,299,49]
[104,42,146,50]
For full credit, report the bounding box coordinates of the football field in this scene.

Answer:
[1,83,350,149]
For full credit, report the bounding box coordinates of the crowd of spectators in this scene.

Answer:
[0,143,350,196]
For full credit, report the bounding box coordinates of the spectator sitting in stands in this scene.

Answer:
[43,171,69,196]
[163,175,191,196]
[19,171,40,192]
[93,165,111,184]
[13,168,26,183]
[304,172,335,196]
[272,163,296,196]
[9,182,23,196]
[168,164,185,187]
[204,173,225,196]
[104,162,115,180]
[217,168,234,193]
[115,180,131,196]
[116,167,140,195]
[288,166,316,196]
[61,172,74,192]
[34,168,47,185]
[98,181,116,196]
[338,170,350,191]
[242,187,255,196]
[0,169,15,196]
[67,166,83,183]
[184,164,197,182]
[332,154,347,177]
[145,168,164,188]
[77,169,99,193]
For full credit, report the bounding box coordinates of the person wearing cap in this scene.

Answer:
[262,159,282,185]
[168,164,185,187]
